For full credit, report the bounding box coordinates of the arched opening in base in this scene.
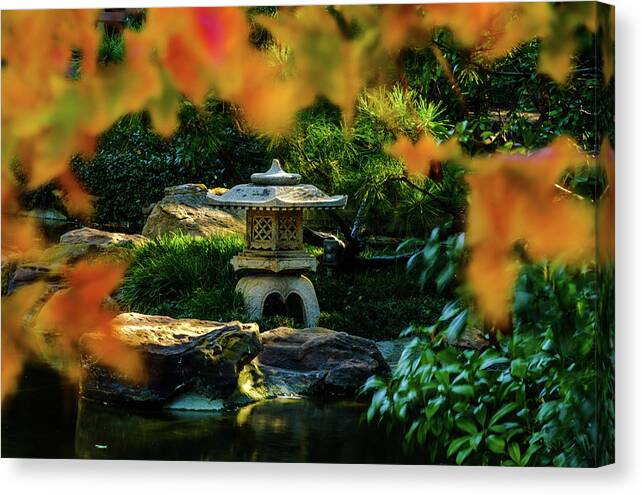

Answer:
[262,292,286,319]
[285,293,305,325]
[261,292,306,326]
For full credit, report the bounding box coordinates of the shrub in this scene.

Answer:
[313,266,448,340]
[364,263,614,467]
[71,100,270,228]
[271,88,466,238]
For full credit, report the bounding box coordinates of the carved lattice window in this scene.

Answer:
[277,212,302,250]
[278,216,297,242]
[251,215,274,249]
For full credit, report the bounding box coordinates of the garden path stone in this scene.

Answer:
[142,183,245,238]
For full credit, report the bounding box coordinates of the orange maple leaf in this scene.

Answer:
[465,136,595,328]
[387,134,461,176]
[35,261,145,382]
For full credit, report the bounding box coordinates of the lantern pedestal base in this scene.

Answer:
[236,274,320,328]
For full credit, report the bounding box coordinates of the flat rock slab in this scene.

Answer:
[254,327,390,398]
[80,313,261,405]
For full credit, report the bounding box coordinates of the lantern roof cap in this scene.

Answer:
[208,159,347,210]
[251,159,301,185]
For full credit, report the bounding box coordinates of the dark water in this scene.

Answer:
[2,361,426,464]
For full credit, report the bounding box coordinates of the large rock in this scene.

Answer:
[60,227,147,249]
[3,227,145,295]
[142,183,245,238]
[375,338,413,372]
[250,327,390,398]
[79,313,262,405]
[3,263,58,296]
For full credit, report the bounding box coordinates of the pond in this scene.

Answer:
[1,361,427,464]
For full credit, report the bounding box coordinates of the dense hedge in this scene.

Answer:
[70,101,270,228]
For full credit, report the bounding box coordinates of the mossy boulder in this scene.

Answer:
[227,327,390,404]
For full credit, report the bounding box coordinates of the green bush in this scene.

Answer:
[313,266,448,340]
[271,88,466,238]
[71,100,270,228]
[364,263,614,467]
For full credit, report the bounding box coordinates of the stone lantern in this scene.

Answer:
[208,160,347,327]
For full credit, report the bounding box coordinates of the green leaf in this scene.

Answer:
[425,398,443,420]
[456,446,473,465]
[471,432,484,448]
[439,300,461,322]
[486,434,506,454]
[447,436,470,458]
[456,417,478,435]
[508,442,521,464]
[510,358,527,379]
[446,309,468,342]
[452,384,475,398]
[436,263,455,292]
[474,405,487,428]
[523,443,541,465]
[489,402,519,426]
[480,355,510,370]
[436,348,459,365]
[536,401,558,422]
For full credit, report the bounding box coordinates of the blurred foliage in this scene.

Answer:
[16,10,612,239]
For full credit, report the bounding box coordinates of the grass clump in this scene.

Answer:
[118,233,245,322]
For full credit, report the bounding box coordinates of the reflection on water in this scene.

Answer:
[3,362,427,464]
